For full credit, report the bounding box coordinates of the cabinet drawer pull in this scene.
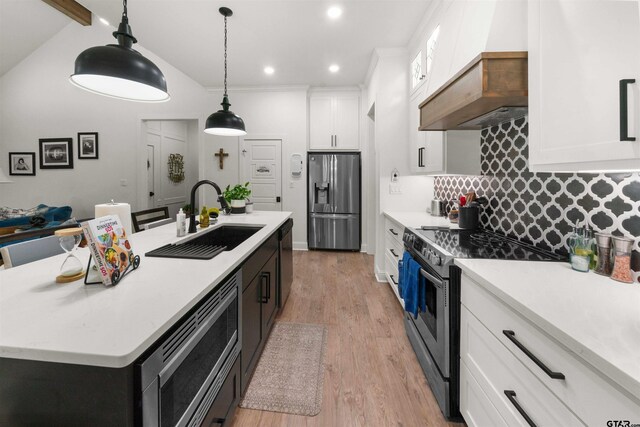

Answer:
[261,273,269,303]
[390,248,399,258]
[503,330,565,380]
[418,147,425,167]
[504,390,537,427]
[620,79,636,141]
[389,274,398,285]
[389,229,398,236]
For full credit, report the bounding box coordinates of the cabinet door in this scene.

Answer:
[423,131,445,174]
[334,95,360,149]
[241,273,262,394]
[309,96,334,150]
[410,88,428,174]
[261,252,278,336]
[529,0,640,171]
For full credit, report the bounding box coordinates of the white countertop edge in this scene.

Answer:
[455,261,640,401]
[0,212,292,368]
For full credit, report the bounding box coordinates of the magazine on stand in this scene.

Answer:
[81,215,134,285]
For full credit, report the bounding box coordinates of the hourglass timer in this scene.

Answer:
[54,227,86,283]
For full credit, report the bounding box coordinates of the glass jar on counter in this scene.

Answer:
[610,236,634,283]
[594,233,612,276]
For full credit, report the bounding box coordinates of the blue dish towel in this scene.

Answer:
[404,257,421,318]
[398,251,411,297]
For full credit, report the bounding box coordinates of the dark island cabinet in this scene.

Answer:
[240,231,282,395]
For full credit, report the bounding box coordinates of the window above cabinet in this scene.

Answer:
[411,51,425,90]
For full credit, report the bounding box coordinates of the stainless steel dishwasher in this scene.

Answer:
[278,219,293,308]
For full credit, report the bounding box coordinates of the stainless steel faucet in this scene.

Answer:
[188,180,229,233]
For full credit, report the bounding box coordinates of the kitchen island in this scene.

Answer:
[0,211,291,426]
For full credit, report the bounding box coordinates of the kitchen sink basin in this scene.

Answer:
[145,225,264,260]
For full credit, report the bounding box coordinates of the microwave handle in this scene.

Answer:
[419,268,443,288]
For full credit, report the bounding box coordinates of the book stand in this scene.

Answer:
[84,254,141,286]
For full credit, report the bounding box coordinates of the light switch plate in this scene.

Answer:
[389,183,402,194]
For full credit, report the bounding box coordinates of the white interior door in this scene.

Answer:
[144,120,188,217]
[146,144,156,207]
[240,139,282,211]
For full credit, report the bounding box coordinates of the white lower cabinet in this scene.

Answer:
[460,360,508,427]
[460,274,640,426]
[384,217,404,305]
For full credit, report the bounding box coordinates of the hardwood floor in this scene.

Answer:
[231,250,464,427]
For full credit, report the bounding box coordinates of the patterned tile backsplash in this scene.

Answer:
[434,117,640,283]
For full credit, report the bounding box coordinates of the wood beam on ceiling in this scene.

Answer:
[41,0,92,26]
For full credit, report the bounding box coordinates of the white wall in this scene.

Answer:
[0,22,210,219]
[365,49,436,276]
[202,88,309,249]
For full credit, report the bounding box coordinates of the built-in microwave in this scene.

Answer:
[137,271,240,427]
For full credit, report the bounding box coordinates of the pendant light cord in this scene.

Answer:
[223,14,228,97]
[122,0,128,19]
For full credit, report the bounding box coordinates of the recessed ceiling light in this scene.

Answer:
[329,64,340,73]
[98,17,110,26]
[264,66,275,75]
[327,6,342,19]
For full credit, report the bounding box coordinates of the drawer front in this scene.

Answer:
[385,218,404,246]
[385,251,402,305]
[385,233,403,264]
[460,360,508,427]
[462,274,640,424]
[461,306,584,427]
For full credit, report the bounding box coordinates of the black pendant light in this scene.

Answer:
[204,7,246,136]
[69,0,169,102]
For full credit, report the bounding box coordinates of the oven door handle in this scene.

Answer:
[419,268,444,288]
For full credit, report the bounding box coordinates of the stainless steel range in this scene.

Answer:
[402,226,564,420]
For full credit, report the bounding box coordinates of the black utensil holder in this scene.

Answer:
[458,206,479,230]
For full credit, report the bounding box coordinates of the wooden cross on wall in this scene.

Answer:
[215,148,229,169]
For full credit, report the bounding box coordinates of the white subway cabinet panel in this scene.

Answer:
[529,0,640,171]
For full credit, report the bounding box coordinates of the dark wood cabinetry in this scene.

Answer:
[240,233,279,395]
[201,355,240,427]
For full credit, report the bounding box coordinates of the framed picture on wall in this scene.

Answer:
[39,138,73,169]
[8,152,36,176]
[78,132,99,159]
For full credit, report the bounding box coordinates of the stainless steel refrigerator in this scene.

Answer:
[308,152,361,251]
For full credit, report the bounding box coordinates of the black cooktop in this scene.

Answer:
[414,227,565,262]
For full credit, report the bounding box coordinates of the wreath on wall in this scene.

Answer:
[168,153,185,183]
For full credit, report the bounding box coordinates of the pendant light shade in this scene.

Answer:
[204,7,246,136]
[69,0,169,102]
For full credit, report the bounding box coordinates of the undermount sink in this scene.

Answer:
[145,225,264,260]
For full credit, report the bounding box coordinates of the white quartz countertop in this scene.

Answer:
[456,258,640,400]
[383,211,457,229]
[0,211,291,368]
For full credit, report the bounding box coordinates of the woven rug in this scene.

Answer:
[239,322,328,416]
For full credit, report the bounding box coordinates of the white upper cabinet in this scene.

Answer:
[528,0,640,171]
[410,86,446,174]
[309,93,360,150]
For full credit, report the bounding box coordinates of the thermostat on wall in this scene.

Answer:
[291,153,303,177]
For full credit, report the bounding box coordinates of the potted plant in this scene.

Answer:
[223,182,251,212]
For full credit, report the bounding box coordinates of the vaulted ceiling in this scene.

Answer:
[1,0,431,87]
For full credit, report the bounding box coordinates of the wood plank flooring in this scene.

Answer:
[231,250,465,427]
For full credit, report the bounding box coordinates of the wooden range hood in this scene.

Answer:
[419,52,528,131]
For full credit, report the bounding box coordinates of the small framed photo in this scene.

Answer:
[39,138,73,169]
[8,152,36,176]
[78,132,99,159]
